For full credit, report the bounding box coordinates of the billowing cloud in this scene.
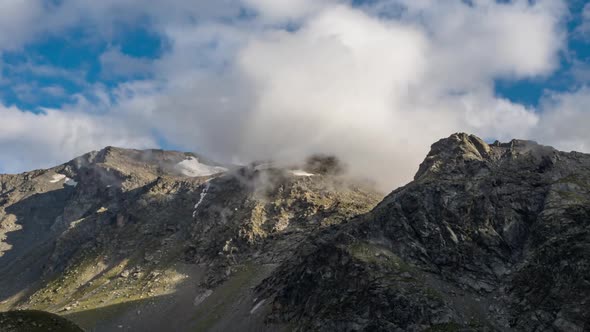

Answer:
[0,0,588,193]
[142,0,567,190]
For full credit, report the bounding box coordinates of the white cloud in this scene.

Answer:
[398,0,565,85]
[0,0,44,49]
[0,104,155,173]
[1,0,587,193]
[534,87,590,152]
[0,0,242,49]
[232,6,432,187]
[98,0,564,191]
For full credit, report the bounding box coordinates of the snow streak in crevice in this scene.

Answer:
[192,181,211,218]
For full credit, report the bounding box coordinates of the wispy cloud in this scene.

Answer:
[574,3,590,39]
[99,47,155,79]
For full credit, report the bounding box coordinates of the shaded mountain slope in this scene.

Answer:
[1,134,589,331]
[255,133,589,332]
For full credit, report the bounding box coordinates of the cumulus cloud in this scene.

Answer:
[1,0,589,193]
[0,104,155,173]
[141,0,567,190]
[233,6,431,186]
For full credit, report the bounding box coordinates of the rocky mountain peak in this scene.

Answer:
[414,132,492,180]
[414,133,560,180]
[256,133,589,332]
[1,136,588,332]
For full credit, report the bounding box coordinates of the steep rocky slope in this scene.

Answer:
[0,147,381,331]
[1,134,588,331]
[256,133,589,331]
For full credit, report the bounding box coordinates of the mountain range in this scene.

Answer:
[0,133,588,332]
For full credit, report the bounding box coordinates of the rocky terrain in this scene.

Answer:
[0,147,381,331]
[0,310,83,332]
[256,134,590,331]
[0,133,588,331]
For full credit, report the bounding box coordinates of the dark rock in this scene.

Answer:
[255,133,590,331]
[1,135,589,332]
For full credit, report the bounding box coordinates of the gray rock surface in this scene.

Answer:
[256,133,589,331]
[1,134,589,331]
[0,146,381,331]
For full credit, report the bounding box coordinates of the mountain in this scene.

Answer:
[256,134,590,331]
[0,146,381,331]
[1,134,589,331]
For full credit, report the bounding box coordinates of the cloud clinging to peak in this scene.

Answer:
[0,0,588,192]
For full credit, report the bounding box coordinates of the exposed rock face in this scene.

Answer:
[0,147,381,331]
[256,133,589,331]
[1,134,588,332]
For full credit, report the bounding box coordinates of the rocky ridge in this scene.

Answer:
[255,133,589,331]
[0,134,588,331]
[0,147,381,331]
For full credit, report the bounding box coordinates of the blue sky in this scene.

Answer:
[0,0,589,189]
[1,0,586,113]
[494,0,590,106]
[0,23,163,110]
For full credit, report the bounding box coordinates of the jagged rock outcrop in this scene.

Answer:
[256,133,589,331]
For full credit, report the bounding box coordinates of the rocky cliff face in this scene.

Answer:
[256,133,590,331]
[0,134,588,332]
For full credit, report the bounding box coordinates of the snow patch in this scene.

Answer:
[250,299,266,314]
[49,174,66,183]
[49,174,78,187]
[175,157,227,177]
[290,170,314,177]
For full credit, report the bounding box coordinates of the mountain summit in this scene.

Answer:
[1,134,588,331]
[257,133,589,331]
